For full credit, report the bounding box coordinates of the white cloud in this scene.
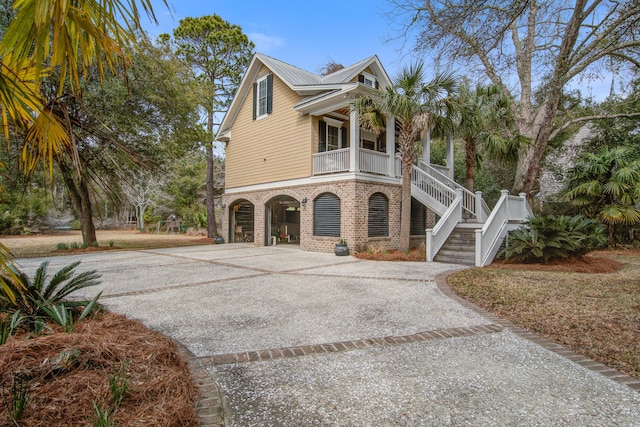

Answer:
[248,32,284,53]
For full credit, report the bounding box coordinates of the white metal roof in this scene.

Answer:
[216,53,391,141]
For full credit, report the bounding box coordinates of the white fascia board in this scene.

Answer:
[225,173,401,195]
[216,55,264,139]
[368,56,392,89]
[294,84,358,115]
[217,129,230,142]
[292,84,346,95]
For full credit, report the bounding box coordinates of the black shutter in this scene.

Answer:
[410,198,427,235]
[318,120,326,152]
[368,193,389,237]
[341,127,347,148]
[314,193,340,237]
[266,74,273,114]
[358,74,365,84]
[375,80,379,89]
[252,82,257,120]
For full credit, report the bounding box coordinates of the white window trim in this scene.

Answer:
[323,117,344,150]
[360,128,377,150]
[255,75,269,120]
[362,71,376,88]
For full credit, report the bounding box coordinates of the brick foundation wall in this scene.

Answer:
[222,178,405,254]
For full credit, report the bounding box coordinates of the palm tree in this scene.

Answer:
[563,146,640,244]
[0,0,164,178]
[352,62,457,252]
[450,81,518,192]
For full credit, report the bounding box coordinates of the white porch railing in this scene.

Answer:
[417,160,490,222]
[430,163,451,178]
[411,165,457,215]
[359,149,389,175]
[312,148,350,175]
[474,190,532,267]
[426,189,463,262]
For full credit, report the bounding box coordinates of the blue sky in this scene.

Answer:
[143,0,612,100]
[144,0,414,78]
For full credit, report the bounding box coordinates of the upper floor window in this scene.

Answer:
[359,72,378,89]
[253,74,273,120]
[318,117,347,152]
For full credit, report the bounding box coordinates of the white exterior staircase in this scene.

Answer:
[411,161,532,267]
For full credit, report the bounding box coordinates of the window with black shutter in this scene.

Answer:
[253,74,273,119]
[313,193,340,236]
[368,193,389,237]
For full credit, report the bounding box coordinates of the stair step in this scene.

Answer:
[445,237,475,245]
[438,244,474,253]
[437,249,475,258]
[434,254,475,265]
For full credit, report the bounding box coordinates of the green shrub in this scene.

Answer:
[70,242,80,249]
[0,261,102,331]
[0,211,15,234]
[70,220,81,230]
[56,242,70,250]
[500,215,606,263]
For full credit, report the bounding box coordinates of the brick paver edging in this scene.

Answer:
[198,323,504,367]
[176,343,226,427]
[434,271,640,393]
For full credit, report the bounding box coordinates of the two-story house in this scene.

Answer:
[217,53,530,265]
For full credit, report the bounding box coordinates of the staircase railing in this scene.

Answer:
[426,189,463,262]
[416,160,490,221]
[411,165,457,215]
[474,190,532,267]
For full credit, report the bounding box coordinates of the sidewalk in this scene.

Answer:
[17,244,640,426]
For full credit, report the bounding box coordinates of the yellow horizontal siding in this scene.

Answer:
[226,71,313,189]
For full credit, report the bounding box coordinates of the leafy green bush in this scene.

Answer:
[56,242,69,250]
[500,215,606,263]
[0,211,16,234]
[0,261,102,331]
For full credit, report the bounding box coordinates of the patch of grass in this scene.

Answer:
[447,252,640,379]
[55,242,69,250]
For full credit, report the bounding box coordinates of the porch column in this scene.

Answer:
[446,132,454,180]
[386,115,395,177]
[349,109,360,172]
[421,129,431,166]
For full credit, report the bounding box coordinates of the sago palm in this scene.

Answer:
[0,260,101,329]
[352,62,457,251]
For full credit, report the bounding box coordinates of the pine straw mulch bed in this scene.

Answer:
[0,311,199,426]
[446,250,640,380]
[355,247,426,261]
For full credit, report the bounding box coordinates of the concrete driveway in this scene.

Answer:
[16,244,640,426]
